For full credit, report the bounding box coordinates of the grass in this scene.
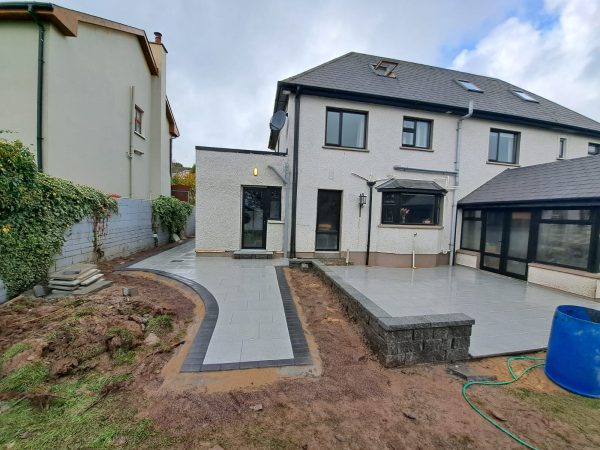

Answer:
[0,343,30,369]
[106,327,134,349]
[0,371,165,449]
[0,362,49,393]
[512,388,600,435]
[147,315,173,336]
[112,348,136,365]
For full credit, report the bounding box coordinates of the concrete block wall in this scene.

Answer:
[52,198,194,272]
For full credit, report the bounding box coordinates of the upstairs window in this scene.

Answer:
[402,117,432,149]
[488,129,519,164]
[558,138,566,159]
[325,108,367,149]
[456,79,483,92]
[589,143,600,155]
[381,192,442,225]
[134,106,143,135]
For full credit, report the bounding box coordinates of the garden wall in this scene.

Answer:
[52,198,195,273]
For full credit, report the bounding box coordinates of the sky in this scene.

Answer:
[51,0,600,167]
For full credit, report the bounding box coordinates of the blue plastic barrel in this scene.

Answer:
[545,305,600,398]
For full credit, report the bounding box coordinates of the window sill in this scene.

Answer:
[134,131,146,140]
[268,220,284,224]
[378,224,443,230]
[486,160,520,167]
[322,145,368,152]
[399,146,434,152]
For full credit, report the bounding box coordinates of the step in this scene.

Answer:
[233,250,273,259]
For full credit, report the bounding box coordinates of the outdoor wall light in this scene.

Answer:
[359,192,367,216]
[252,167,259,176]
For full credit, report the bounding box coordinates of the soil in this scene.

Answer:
[1,247,598,449]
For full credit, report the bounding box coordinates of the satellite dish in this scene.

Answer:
[269,110,287,131]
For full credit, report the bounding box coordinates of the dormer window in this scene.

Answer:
[511,90,538,103]
[371,60,398,78]
[456,79,483,93]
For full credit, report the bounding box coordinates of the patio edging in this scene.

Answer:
[291,259,475,367]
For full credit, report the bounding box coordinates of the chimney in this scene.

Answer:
[154,32,162,44]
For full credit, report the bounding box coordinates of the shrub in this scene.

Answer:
[0,138,117,298]
[152,195,192,238]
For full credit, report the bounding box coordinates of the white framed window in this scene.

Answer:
[134,106,144,135]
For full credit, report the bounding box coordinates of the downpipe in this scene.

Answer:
[28,5,45,171]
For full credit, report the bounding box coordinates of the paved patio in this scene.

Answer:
[125,241,310,371]
[327,265,599,357]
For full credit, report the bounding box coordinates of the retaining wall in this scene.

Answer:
[52,198,195,273]
[300,260,474,367]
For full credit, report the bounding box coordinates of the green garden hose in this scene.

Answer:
[462,356,546,449]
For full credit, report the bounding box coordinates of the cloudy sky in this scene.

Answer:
[55,0,600,167]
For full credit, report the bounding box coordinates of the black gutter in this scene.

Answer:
[195,146,287,157]
[28,4,45,171]
[458,198,600,209]
[365,180,375,265]
[276,83,600,139]
[289,88,301,258]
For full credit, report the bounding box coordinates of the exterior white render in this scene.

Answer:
[195,52,600,297]
[0,3,178,199]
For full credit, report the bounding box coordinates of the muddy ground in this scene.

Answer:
[1,246,598,449]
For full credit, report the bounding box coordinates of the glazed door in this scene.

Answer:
[480,210,532,279]
[242,187,268,249]
[315,190,342,251]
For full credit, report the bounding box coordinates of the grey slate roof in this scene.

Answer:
[377,179,447,193]
[279,52,600,135]
[458,155,600,206]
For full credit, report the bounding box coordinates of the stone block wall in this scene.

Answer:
[303,260,474,367]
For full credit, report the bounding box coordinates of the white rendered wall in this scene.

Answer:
[195,150,288,252]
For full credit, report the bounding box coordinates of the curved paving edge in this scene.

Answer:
[118,266,311,372]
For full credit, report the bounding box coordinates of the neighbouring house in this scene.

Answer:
[195,52,600,297]
[0,2,179,199]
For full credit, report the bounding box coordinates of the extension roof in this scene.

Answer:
[269,52,600,148]
[458,155,600,207]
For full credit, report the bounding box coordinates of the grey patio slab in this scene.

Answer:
[122,241,310,371]
[328,264,599,358]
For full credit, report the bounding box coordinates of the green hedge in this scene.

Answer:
[0,139,117,298]
[152,195,193,239]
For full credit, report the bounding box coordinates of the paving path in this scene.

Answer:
[126,241,310,371]
[328,265,599,357]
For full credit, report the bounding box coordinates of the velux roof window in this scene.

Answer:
[512,90,538,102]
[456,79,483,92]
[371,60,398,78]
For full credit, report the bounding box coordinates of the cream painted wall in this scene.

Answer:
[195,150,288,252]
[1,20,171,199]
[0,22,38,149]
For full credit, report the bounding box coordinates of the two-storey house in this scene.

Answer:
[195,52,600,296]
[0,3,179,199]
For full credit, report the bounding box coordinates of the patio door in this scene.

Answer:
[481,210,532,279]
[242,187,268,249]
[315,190,342,251]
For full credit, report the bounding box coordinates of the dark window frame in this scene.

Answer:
[380,190,443,226]
[267,187,282,221]
[558,138,566,159]
[324,107,368,149]
[589,143,600,155]
[134,105,144,135]
[460,209,482,251]
[533,208,596,272]
[402,117,433,149]
[488,128,520,164]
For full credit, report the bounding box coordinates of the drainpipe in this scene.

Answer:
[289,87,301,258]
[127,86,135,198]
[449,100,474,265]
[365,180,375,265]
[28,5,45,171]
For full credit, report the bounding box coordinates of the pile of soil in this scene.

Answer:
[0,271,195,386]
